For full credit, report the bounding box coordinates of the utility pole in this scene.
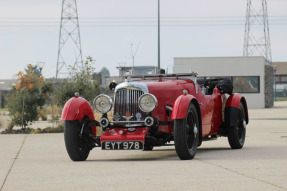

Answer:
[130,42,140,75]
[56,0,83,79]
[243,0,272,63]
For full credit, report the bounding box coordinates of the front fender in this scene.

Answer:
[225,93,249,125]
[171,94,202,146]
[171,94,196,120]
[61,96,95,123]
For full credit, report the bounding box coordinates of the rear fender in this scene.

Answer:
[61,96,95,123]
[225,94,249,127]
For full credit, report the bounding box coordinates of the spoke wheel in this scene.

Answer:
[174,103,199,160]
[64,120,91,161]
[227,102,246,149]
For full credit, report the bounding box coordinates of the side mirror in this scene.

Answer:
[109,82,117,91]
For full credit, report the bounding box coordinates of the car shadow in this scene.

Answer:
[86,147,232,162]
[85,145,287,162]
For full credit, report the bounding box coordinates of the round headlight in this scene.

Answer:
[138,93,158,113]
[93,94,113,114]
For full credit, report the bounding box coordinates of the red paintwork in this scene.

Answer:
[144,79,194,134]
[61,96,95,123]
[62,77,248,141]
[171,94,196,120]
[226,93,249,123]
[226,94,242,108]
[140,79,225,137]
[100,127,149,144]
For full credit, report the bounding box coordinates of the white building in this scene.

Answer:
[174,56,274,109]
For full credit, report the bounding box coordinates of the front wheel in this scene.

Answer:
[143,145,154,151]
[227,102,246,149]
[64,120,90,161]
[174,103,200,160]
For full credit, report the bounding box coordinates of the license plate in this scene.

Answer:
[102,141,144,150]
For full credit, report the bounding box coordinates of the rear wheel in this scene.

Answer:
[64,120,91,161]
[227,102,246,149]
[174,103,199,160]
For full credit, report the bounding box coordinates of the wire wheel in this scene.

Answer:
[228,102,246,149]
[64,120,91,161]
[174,103,199,160]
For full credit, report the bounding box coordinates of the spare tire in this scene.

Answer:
[217,79,233,95]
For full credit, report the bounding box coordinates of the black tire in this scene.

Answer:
[174,103,200,160]
[64,120,90,161]
[227,102,246,149]
[143,145,154,151]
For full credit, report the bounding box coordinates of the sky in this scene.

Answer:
[0,0,286,79]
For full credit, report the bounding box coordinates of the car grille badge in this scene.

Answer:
[135,112,142,121]
[113,113,121,121]
[122,112,133,121]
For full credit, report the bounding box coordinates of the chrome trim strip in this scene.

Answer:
[110,120,145,124]
[115,82,149,93]
[166,105,173,112]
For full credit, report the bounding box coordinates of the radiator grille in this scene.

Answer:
[114,88,145,122]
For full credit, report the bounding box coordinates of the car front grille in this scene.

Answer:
[114,88,145,123]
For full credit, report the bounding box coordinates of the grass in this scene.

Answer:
[6,121,14,132]
[1,106,111,135]
[0,117,3,128]
[275,98,287,101]
[32,123,64,134]
[1,123,64,134]
[38,109,48,121]
[0,111,8,116]
[45,105,61,121]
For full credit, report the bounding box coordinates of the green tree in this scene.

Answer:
[7,64,48,129]
[56,57,101,106]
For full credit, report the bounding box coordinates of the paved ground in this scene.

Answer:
[0,102,287,191]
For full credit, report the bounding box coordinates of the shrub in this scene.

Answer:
[0,117,3,128]
[1,121,15,134]
[38,109,48,121]
[32,123,64,134]
[6,64,50,130]
[45,105,61,121]
[55,57,101,106]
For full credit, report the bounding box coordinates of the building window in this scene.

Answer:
[198,76,260,93]
[233,76,260,93]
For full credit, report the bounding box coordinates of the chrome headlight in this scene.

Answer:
[93,94,113,114]
[138,93,158,113]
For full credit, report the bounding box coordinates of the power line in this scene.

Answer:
[1,15,287,28]
[1,22,287,27]
[0,15,287,20]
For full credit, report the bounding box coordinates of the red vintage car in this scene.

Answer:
[61,73,248,161]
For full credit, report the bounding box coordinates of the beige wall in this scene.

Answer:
[272,62,287,75]
[174,56,270,109]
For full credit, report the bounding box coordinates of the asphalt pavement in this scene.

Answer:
[0,102,287,191]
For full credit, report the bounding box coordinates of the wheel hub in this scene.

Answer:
[193,124,198,138]
[243,120,247,129]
